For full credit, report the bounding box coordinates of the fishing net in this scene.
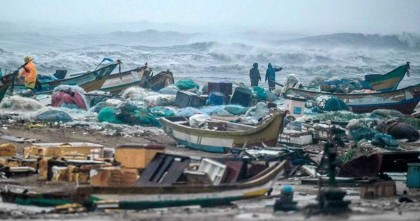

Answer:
[143,94,176,107]
[320,79,365,93]
[159,85,179,95]
[245,102,269,121]
[0,95,44,111]
[189,114,211,128]
[98,106,122,124]
[115,102,160,127]
[174,79,199,90]
[252,86,267,101]
[371,133,399,149]
[224,105,248,115]
[314,95,349,112]
[370,109,404,119]
[310,111,363,122]
[121,87,157,101]
[149,106,175,117]
[176,107,204,117]
[349,127,376,141]
[35,110,73,123]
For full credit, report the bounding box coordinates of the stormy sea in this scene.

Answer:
[1,23,419,88]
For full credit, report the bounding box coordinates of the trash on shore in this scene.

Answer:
[0,65,419,216]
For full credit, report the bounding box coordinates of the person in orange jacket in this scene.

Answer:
[19,56,41,90]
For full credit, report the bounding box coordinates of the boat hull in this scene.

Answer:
[14,63,118,93]
[285,84,420,114]
[101,68,174,94]
[365,63,409,92]
[348,98,420,114]
[79,160,287,210]
[0,73,16,102]
[1,161,287,210]
[161,110,287,153]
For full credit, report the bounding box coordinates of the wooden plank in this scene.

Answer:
[0,135,36,143]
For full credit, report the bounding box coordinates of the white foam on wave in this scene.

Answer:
[1,32,419,88]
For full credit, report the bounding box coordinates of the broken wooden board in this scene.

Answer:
[0,135,36,143]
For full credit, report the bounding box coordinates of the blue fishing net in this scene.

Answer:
[174,79,200,90]
[97,106,122,124]
[371,133,399,149]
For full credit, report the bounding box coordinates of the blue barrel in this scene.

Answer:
[280,185,294,203]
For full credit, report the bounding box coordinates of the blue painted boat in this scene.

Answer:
[13,62,118,93]
[285,83,420,114]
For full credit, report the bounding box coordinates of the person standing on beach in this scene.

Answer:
[249,62,261,87]
[19,56,41,91]
[265,63,282,91]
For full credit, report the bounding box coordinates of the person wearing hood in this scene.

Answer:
[19,56,41,91]
[249,62,261,87]
[265,63,282,91]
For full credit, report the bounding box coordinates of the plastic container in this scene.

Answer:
[230,87,253,107]
[208,82,233,96]
[280,185,294,203]
[284,95,307,118]
[175,91,202,108]
[198,158,227,185]
[208,92,225,105]
[407,163,420,188]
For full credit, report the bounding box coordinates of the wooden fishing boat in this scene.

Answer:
[13,62,119,93]
[101,67,174,94]
[1,160,287,210]
[364,62,410,92]
[285,83,420,114]
[0,72,17,102]
[145,70,175,91]
[160,110,287,153]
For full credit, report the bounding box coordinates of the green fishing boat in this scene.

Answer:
[364,62,410,92]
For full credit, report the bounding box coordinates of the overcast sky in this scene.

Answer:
[1,0,419,34]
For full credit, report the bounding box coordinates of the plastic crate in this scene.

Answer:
[230,87,253,107]
[198,158,227,185]
[175,91,202,108]
[208,82,233,96]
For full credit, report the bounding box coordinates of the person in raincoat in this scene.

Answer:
[19,56,41,90]
[265,63,282,91]
[249,62,261,87]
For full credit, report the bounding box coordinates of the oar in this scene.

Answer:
[268,80,284,87]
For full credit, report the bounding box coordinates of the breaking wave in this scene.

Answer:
[284,32,420,50]
[0,31,419,88]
